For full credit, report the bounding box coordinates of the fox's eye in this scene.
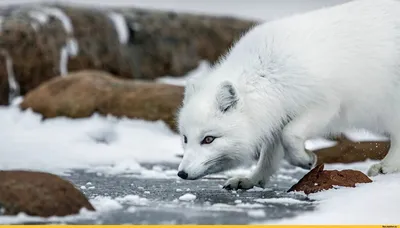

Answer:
[201,136,216,145]
[183,135,188,144]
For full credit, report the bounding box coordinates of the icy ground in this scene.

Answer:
[0,61,399,224]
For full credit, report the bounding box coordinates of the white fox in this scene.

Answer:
[176,0,400,190]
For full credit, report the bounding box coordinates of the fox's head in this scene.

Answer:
[176,78,256,180]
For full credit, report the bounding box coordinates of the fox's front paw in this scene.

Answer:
[286,149,317,170]
[223,177,256,190]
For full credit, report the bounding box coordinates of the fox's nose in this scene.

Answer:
[177,170,188,179]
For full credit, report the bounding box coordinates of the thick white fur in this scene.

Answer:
[177,0,400,190]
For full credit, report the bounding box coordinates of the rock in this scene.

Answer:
[0,4,256,104]
[0,170,94,217]
[19,70,184,132]
[288,164,372,195]
[314,134,389,164]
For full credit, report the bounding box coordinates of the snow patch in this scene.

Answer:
[254,197,309,205]
[178,193,196,201]
[272,172,400,224]
[0,50,20,103]
[107,12,129,44]
[305,137,337,150]
[115,195,149,205]
[247,209,266,218]
[0,16,3,31]
[157,60,212,86]
[90,196,123,212]
[0,209,95,225]
[28,10,50,24]
[236,203,265,208]
[0,107,181,175]
[344,129,388,142]
[126,206,137,213]
[34,7,79,75]
[59,45,69,76]
[39,6,73,33]
[67,38,79,56]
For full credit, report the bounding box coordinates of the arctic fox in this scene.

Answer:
[177,0,400,190]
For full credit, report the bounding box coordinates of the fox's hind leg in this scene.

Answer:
[368,133,400,176]
[223,135,284,190]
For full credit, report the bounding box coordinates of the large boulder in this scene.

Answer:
[0,4,256,104]
[0,170,94,217]
[19,70,184,132]
[288,164,372,195]
[315,135,389,164]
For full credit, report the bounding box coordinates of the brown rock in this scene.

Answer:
[19,70,184,132]
[0,4,256,104]
[288,164,372,195]
[314,134,389,164]
[0,170,94,217]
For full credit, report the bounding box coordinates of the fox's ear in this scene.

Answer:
[216,81,238,113]
[183,79,197,105]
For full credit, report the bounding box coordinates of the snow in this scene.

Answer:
[254,198,309,205]
[0,210,96,225]
[0,50,20,103]
[0,16,3,31]
[59,45,69,76]
[271,168,400,225]
[115,195,149,206]
[91,196,123,212]
[39,6,73,34]
[0,105,181,176]
[247,209,266,218]
[28,10,50,24]
[157,60,212,86]
[67,38,79,56]
[107,12,129,45]
[178,193,196,201]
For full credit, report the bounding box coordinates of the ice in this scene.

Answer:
[107,12,129,44]
[126,206,137,213]
[115,195,149,206]
[0,209,96,225]
[178,193,196,201]
[247,209,266,218]
[254,198,309,205]
[90,196,123,212]
[236,203,265,208]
